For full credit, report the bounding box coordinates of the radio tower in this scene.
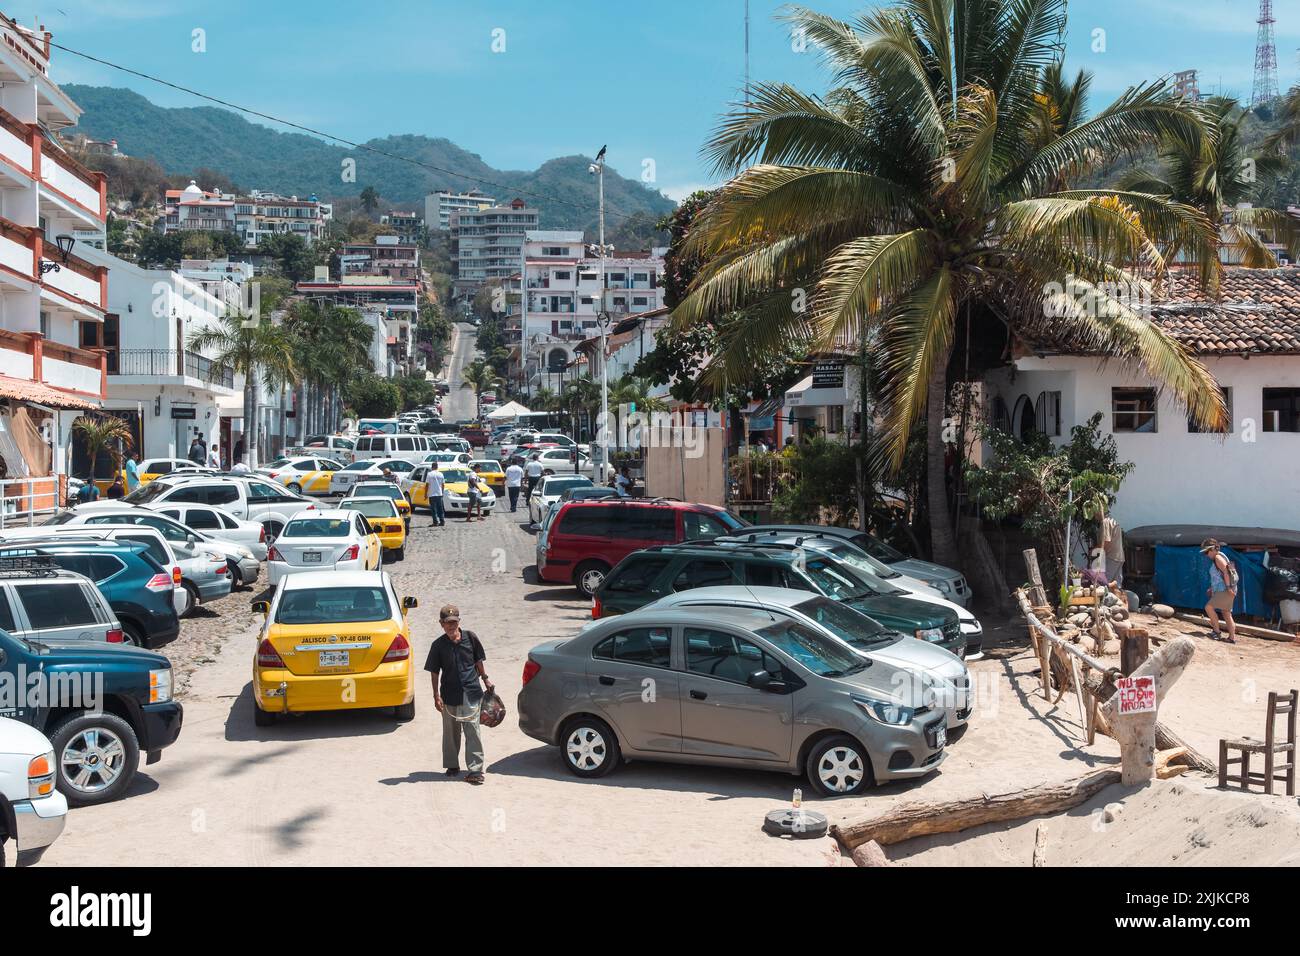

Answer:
[1252,0,1279,108]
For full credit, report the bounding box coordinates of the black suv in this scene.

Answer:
[595,539,962,655]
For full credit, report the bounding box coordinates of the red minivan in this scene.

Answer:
[537,498,749,597]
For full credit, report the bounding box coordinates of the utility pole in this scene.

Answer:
[590,146,609,483]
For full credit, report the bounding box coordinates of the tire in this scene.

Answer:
[180,582,200,618]
[49,711,141,807]
[805,734,873,798]
[288,482,303,494]
[252,697,276,727]
[227,560,244,588]
[393,546,405,562]
[393,699,416,722]
[543,469,554,476]
[573,561,610,598]
[262,520,284,543]
[559,715,621,778]
[120,621,147,648]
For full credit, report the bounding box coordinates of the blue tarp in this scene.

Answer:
[1153,545,1274,617]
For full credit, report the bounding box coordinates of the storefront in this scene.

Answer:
[783,360,858,441]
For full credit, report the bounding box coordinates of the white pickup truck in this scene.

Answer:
[0,716,67,866]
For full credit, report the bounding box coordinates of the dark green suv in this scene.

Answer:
[594,540,963,655]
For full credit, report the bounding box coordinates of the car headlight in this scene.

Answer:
[149,667,173,703]
[852,694,914,726]
[28,751,55,799]
[926,578,953,594]
[960,620,982,634]
[915,626,945,643]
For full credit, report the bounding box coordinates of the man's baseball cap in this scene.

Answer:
[439,604,461,622]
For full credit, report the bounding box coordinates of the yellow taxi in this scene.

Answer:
[259,456,345,495]
[469,459,507,495]
[347,480,412,530]
[338,496,407,560]
[251,570,417,725]
[442,466,497,515]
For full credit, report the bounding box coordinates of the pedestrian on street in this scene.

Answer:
[505,458,524,512]
[1100,506,1125,587]
[425,604,493,785]
[1201,538,1239,644]
[426,462,446,527]
[382,467,397,483]
[208,446,220,469]
[188,436,205,465]
[615,465,633,498]
[75,479,99,504]
[524,453,543,504]
[465,472,484,522]
[106,474,126,499]
[124,454,141,493]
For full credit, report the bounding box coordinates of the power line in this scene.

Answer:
[47,39,666,230]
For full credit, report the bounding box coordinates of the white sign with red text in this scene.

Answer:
[1116,675,1156,715]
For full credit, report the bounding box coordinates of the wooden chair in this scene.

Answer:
[1219,689,1297,796]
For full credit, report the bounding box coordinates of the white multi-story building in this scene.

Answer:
[296,267,420,377]
[162,182,332,247]
[0,13,110,494]
[379,210,422,246]
[451,198,539,300]
[426,189,495,233]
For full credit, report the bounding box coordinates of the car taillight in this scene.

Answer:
[28,752,55,798]
[216,564,229,574]
[522,659,541,686]
[259,525,266,543]
[106,628,124,644]
[257,638,285,668]
[592,596,602,619]
[383,633,411,662]
[305,503,317,510]
[268,471,279,479]
[341,544,359,561]
[267,546,284,562]
[145,572,173,592]
[172,566,182,584]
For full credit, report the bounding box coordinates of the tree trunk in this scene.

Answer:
[926,342,959,567]
[243,375,258,468]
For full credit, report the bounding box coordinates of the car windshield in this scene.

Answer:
[358,421,399,434]
[343,461,376,472]
[793,598,898,649]
[443,469,472,483]
[353,485,402,500]
[339,499,399,519]
[860,533,907,564]
[473,461,502,471]
[714,511,748,530]
[544,477,592,495]
[803,557,880,600]
[282,518,352,538]
[755,619,868,677]
[276,586,391,624]
[124,483,170,504]
[266,458,291,469]
[827,543,905,583]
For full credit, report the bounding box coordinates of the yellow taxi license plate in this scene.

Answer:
[318,650,349,668]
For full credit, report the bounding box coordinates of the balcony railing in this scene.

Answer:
[112,349,235,388]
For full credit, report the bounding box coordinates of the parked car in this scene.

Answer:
[401,465,496,515]
[250,571,417,726]
[517,605,946,796]
[328,458,417,495]
[267,510,383,586]
[744,524,972,608]
[0,628,183,806]
[468,459,507,494]
[353,433,441,464]
[592,538,964,656]
[289,434,356,464]
[147,502,268,560]
[644,586,972,730]
[337,497,407,560]
[129,457,210,485]
[459,425,491,447]
[527,474,594,527]
[423,450,472,468]
[531,447,609,479]
[732,530,983,658]
[537,499,751,597]
[0,542,178,648]
[431,436,473,454]
[0,558,125,645]
[256,456,347,495]
[91,475,318,540]
[0,716,66,866]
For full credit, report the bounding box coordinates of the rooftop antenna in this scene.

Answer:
[1253,0,1279,108]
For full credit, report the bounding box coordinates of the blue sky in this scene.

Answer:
[11,0,1300,201]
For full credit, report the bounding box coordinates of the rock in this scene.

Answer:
[1152,604,1175,619]
[1103,802,1124,823]
[1069,613,1092,627]
[851,840,891,867]
[1111,608,1129,621]
[1102,592,1120,607]
[1103,639,1121,655]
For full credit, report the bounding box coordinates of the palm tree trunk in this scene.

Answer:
[244,373,259,468]
[926,345,959,568]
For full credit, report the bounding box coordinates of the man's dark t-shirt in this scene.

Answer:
[424,629,485,706]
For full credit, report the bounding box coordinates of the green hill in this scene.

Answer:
[64,85,676,232]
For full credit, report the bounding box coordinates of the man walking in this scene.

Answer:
[426,462,446,527]
[465,471,483,522]
[1100,506,1125,587]
[188,435,205,465]
[425,605,493,785]
[524,453,543,505]
[124,453,141,493]
[505,457,524,513]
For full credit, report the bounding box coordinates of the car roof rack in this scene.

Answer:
[0,553,62,577]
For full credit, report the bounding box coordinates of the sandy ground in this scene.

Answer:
[35,329,1299,867]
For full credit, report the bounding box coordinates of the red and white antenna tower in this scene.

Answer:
[1252,0,1279,108]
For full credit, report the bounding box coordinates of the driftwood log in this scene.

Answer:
[1032,822,1049,867]
[831,770,1121,849]
[1173,613,1296,643]
[1100,636,1195,785]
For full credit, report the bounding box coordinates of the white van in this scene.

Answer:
[353,432,436,464]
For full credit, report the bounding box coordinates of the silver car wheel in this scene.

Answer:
[817,744,865,793]
[565,726,607,771]
[61,727,127,795]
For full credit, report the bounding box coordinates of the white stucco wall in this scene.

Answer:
[985,354,1300,530]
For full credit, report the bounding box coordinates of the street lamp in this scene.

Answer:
[39,234,75,275]
[589,146,609,482]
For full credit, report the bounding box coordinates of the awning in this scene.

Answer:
[0,374,98,410]
[746,396,781,430]
[784,373,848,409]
[488,400,531,419]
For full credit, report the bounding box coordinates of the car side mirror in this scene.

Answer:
[252,600,270,616]
[187,533,200,544]
[402,596,418,610]
[746,669,773,690]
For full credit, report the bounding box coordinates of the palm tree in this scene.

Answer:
[188,297,299,467]
[72,414,134,482]
[1119,96,1299,266]
[286,300,375,437]
[359,186,380,218]
[562,377,601,441]
[672,0,1225,566]
[461,358,501,418]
